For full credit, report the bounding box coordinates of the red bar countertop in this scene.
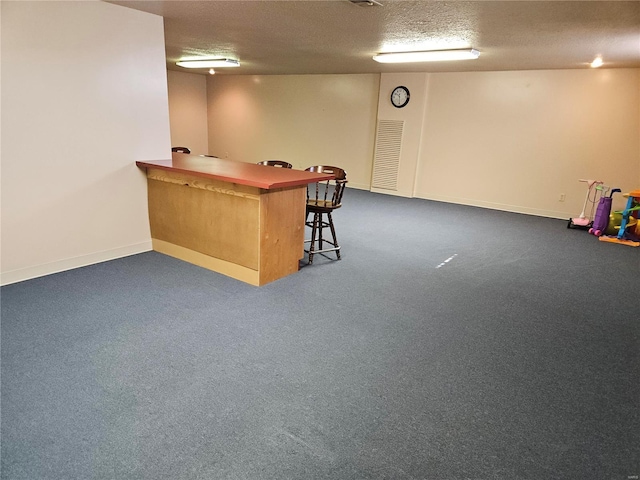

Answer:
[137,153,333,190]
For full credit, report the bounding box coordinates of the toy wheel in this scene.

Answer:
[594,229,601,236]
[567,219,572,229]
[588,228,594,234]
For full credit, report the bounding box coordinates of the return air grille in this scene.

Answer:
[371,119,403,190]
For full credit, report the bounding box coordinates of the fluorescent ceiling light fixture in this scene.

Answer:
[176,58,240,68]
[373,49,480,63]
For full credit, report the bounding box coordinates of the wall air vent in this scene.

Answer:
[371,119,403,191]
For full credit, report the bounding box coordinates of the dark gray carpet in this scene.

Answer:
[2,188,639,480]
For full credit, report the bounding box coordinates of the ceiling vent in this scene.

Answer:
[348,0,382,6]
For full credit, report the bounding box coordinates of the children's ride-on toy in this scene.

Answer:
[567,179,604,230]
[599,189,640,247]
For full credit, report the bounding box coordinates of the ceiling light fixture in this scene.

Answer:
[373,48,480,63]
[590,57,603,68]
[209,68,216,75]
[176,58,240,69]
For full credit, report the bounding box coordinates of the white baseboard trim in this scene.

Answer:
[345,182,371,191]
[370,187,413,198]
[413,192,569,219]
[1,241,153,286]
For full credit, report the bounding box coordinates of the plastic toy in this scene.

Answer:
[599,189,640,247]
[589,188,621,236]
[605,211,640,236]
[567,179,604,230]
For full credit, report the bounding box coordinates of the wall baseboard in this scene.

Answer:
[1,241,153,286]
[414,192,569,220]
[345,182,371,191]
[370,187,412,198]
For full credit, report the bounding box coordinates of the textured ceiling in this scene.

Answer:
[107,0,640,75]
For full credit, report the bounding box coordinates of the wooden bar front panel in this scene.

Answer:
[148,178,260,270]
[143,166,307,286]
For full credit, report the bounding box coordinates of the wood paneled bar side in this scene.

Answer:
[136,153,333,286]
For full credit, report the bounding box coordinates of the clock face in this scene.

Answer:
[391,86,410,108]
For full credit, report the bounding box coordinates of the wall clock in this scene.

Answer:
[391,86,410,108]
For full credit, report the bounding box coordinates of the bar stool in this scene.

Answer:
[304,166,347,264]
[256,160,292,168]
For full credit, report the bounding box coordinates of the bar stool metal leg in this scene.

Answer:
[308,212,320,264]
[327,212,340,260]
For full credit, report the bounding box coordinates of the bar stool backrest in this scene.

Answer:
[171,147,191,153]
[257,160,293,168]
[305,165,347,210]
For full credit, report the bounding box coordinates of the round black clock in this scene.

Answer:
[391,86,410,108]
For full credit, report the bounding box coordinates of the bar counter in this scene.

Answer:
[136,153,333,286]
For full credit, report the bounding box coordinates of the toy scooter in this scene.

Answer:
[567,179,603,230]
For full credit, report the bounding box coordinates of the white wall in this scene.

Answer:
[206,74,380,190]
[1,1,171,285]
[414,69,640,217]
[167,70,209,155]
